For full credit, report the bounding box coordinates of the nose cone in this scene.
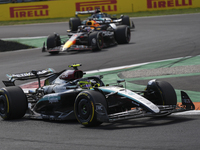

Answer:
[62,40,76,51]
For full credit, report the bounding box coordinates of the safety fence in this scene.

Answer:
[0,0,200,21]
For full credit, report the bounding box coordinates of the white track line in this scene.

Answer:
[172,110,200,115]
[85,56,193,74]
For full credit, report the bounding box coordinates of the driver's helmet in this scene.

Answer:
[83,26,92,32]
[78,80,100,89]
[78,80,92,89]
[86,20,100,28]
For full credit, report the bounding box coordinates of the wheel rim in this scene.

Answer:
[78,99,91,120]
[0,95,7,114]
[97,34,103,49]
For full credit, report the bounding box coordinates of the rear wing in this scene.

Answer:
[3,68,55,86]
[75,10,95,16]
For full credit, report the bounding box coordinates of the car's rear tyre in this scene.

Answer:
[122,15,131,26]
[74,90,107,127]
[46,34,61,54]
[0,86,28,120]
[114,25,131,44]
[69,17,81,31]
[89,32,104,51]
[145,80,177,105]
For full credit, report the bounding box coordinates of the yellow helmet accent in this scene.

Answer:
[68,64,82,68]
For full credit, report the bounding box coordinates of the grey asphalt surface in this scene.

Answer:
[0,13,200,150]
[132,75,200,92]
[119,65,200,92]
[0,22,68,38]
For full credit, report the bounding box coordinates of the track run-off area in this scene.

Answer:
[0,13,200,150]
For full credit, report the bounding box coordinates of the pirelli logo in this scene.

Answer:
[10,5,49,18]
[147,0,192,9]
[76,0,117,12]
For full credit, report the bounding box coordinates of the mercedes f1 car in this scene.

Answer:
[42,21,131,54]
[69,8,135,31]
[0,64,195,127]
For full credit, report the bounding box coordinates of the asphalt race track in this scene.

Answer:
[0,13,200,150]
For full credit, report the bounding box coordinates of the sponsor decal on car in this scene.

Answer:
[95,20,112,24]
[10,5,49,18]
[79,93,90,99]
[7,69,53,79]
[147,0,193,9]
[75,0,117,12]
[39,94,60,104]
[48,97,59,104]
[92,38,96,44]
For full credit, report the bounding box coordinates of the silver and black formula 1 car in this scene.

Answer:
[42,21,131,54]
[0,64,195,127]
[69,8,135,31]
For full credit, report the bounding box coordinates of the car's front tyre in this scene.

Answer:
[46,34,61,54]
[89,32,104,51]
[74,90,107,127]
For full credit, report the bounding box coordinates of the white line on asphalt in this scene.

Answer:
[172,110,200,115]
[85,56,193,74]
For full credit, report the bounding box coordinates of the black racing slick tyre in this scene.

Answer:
[74,90,107,127]
[114,25,131,44]
[89,32,104,51]
[46,34,61,54]
[69,17,81,31]
[0,86,28,120]
[145,80,177,105]
[156,80,177,105]
[122,15,131,26]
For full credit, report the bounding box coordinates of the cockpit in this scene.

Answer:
[92,13,106,19]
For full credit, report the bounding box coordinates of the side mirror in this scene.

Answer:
[99,75,103,79]
[117,79,125,83]
[117,79,126,89]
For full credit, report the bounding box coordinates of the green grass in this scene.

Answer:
[0,7,200,26]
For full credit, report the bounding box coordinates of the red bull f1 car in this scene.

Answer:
[42,20,131,54]
[0,64,195,127]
